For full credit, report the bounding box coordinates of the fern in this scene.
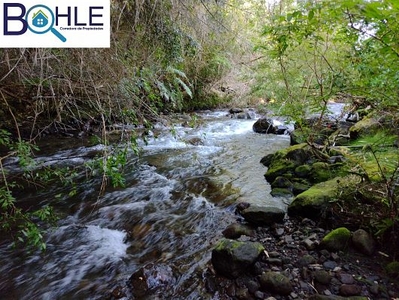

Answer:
[175,77,193,99]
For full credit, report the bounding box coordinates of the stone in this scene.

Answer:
[349,116,381,139]
[351,229,375,256]
[253,118,276,134]
[128,264,175,298]
[288,176,357,219]
[320,227,351,252]
[295,164,312,178]
[310,162,332,183]
[271,176,293,189]
[314,270,332,285]
[260,153,274,167]
[259,271,293,295]
[239,205,285,226]
[339,284,362,296]
[222,223,255,239]
[211,239,264,279]
[270,188,294,198]
[337,273,355,284]
[296,254,317,268]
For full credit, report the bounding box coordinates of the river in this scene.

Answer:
[0,109,308,299]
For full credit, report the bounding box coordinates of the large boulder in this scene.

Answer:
[211,239,264,278]
[239,205,285,225]
[288,176,358,219]
[349,116,381,139]
[253,118,276,134]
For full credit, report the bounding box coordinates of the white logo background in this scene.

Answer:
[0,0,110,48]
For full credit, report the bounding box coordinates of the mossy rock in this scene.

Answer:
[290,129,308,145]
[385,261,399,278]
[271,188,294,198]
[320,227,351,251]
[310,162,332,183]
[271,176,293,189]
[260,153,274,167]
[212,239,264,278]
[295,164,312,178]
[265,143,311,182]
[292,181,311,195]
[349,117,381,139]
[288,176,358,219]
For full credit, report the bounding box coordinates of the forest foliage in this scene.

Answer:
[0,0,243,249]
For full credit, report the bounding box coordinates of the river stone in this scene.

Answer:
[239,205,285,225]
[253,118,276,134]
[211,239,264,279]
[259,271,293,295]
[271,176,293,189]
[320,227,351,252]
[129,264,175,297]
[222,223,255,239]
[351,229,375,256]
[270,188,294,198]
[339,284,362,296]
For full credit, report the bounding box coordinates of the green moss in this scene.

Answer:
[295,164,311,178]
[349,117,381,139]
[265,143,311,182]
[385,261,399,277]
[321,227,351,251]
[310,162,331,183]
[288,176,359,218]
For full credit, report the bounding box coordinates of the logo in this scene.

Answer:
[1,0,110,47]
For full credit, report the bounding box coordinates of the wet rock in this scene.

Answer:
[222,223,255,239]
[259,271,293,295]
[314,270,332,285]
[185,137,204,146]
[211,239,264,278]
[351,229,375,256]
[270,188,294,198]
[239,205,285,226]
[253,118,276,134]
[128,264,175,298]
[260,154,274,167]
[275,125,289,135]
[271,176,293,190]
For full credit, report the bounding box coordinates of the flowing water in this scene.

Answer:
[0,110,296,299]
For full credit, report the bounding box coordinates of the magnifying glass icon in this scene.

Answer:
[25,5,67,43]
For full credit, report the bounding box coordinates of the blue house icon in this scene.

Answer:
[32,10,48,28]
